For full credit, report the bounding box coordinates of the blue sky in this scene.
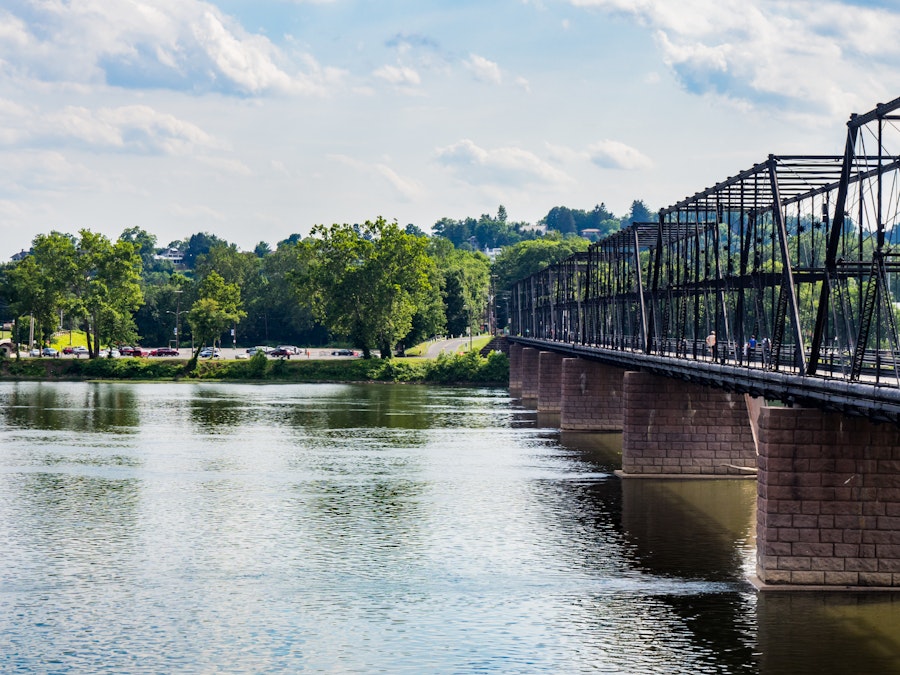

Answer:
[2,0,900,258]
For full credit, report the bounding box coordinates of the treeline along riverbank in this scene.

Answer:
[0,351,509,386]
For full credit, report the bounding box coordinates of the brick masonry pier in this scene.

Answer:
[621,371,757,476]
[519,347,539,402]
[559,358,624,432]
[537,351,563,413]
[756,406,900,588]
[509,343,522,397]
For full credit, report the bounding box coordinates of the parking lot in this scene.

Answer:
[21,346,359,360]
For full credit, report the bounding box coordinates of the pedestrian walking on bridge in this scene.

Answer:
[706,331,717,361]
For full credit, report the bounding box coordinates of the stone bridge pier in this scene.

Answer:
[755,407,900,588]
[509,342,900,589]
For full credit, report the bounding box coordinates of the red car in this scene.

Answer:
[149,347,180,357]
[119,346,149,357]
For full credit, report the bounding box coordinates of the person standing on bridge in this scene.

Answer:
[706,330,717,361]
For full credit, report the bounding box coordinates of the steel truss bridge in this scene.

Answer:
[508,97,900,423]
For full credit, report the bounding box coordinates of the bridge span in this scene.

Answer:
[505,97,900,590]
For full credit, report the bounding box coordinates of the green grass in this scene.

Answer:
[50,330,89,350]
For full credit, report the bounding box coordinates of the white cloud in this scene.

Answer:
[0,101,221,156]
[435,139,571,188]
[565,0,900,118]
[0,1,344,96]
[0,150,105,196]
[464,54,502,85]
[330,154,423,201]
[373,64,422,88]
[587,140,654,170]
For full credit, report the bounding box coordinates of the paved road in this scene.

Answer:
[422,337,475,358]
[23,340,485,360]
[21,346,360,360]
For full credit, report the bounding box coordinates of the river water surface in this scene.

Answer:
[1,381,900,673]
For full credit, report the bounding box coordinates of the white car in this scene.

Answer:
[199,347,221,358]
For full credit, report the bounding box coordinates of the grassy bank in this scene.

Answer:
[0,350,509,386]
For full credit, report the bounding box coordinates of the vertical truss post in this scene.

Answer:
[809,116,858,375]
[633,226,650,353]
[768,155,807,373]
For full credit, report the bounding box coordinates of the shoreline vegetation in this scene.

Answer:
[0,350,509,387]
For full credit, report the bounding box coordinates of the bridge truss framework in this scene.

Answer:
[509,97,900,419]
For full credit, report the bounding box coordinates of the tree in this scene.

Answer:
[186,271,246,357]
[70,230,143,357]
[180,232,228,269]
[119,226,158,271]
[8,232,76,350]
[622,199,653,227]
[492,237,590,293]
[295,218,436,358]
[431,241,491,337]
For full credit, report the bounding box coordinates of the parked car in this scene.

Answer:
[269,347,292,358]
[120,346,149,357]
[331,349,354,356]
[149,347,179,357]
[42,347,59,358]
[246,346,270,356]
[71,346,89,357]
[62,346,75,355]
[199,347,221,358]
[29,348,40,357]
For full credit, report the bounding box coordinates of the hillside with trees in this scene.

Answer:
[0,198,654,357]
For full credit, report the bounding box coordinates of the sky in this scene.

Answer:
[2,0,900,259]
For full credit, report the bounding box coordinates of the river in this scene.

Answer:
[0,381,899,673]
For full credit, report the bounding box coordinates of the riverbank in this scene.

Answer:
[0,350,509,386]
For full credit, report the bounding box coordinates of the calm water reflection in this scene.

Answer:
[0,381,898,673]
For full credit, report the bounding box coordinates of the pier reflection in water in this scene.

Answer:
[0,381,899,673]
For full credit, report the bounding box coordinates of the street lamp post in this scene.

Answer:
[166,289,183,350]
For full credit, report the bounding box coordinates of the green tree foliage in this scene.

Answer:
[432,206,538,250]
[133,273,192,348]
[429,237,491,336]
[6,230,143,356]
[69,230,144,357]
[7,232,75,348]
[179,232,228,269]
[295,218,436,358]
[542,203,620,237]
[620,199,654,227]
[119,226,159,271]
[244,241,321,346]
[492,236,591,293]
[186,271,246,356]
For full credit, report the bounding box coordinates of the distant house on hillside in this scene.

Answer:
[483,247,503,261]
[580,229,602,242]
[10,250,28,262]
[154,248,184,265]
